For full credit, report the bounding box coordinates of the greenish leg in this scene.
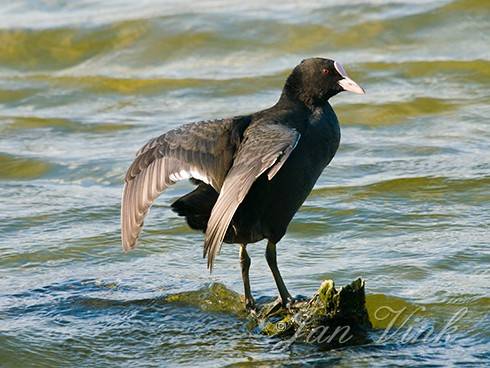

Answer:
[240,244,255,310]
[265,240,292,306]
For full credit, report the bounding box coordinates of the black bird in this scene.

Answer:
[121,58,365,309]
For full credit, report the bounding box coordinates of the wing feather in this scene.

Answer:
[203,123,300,270]
[121,118,247,251]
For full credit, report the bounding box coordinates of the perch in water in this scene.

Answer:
[251,278,371,348]
[121,58,365,309]
[166,278,372,349]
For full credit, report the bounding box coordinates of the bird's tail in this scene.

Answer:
[171,182,218,232]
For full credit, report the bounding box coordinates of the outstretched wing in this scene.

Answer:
[121,118,247,251]
[203,123,300,270]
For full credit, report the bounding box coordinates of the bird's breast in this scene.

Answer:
[305,106,341,165]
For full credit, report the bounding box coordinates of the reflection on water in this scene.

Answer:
[0,0,488,366]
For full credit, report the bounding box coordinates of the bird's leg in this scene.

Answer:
[239,244,255,311]
[265,241,293,307]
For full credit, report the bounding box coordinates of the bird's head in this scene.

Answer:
[282,57,365,108]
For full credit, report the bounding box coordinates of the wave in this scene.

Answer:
[311,176,490,200]
[0,0,487,75]
[3,115,133,133]
[336,97,459,126]
[0,153,53,180]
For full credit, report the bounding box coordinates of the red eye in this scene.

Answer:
[322,68,329,75]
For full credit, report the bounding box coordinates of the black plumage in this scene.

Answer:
[121,58,365,308]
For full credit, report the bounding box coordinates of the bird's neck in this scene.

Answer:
[277,90,314,112]
[276,90,330,116]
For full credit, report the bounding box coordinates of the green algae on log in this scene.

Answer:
[166,282,246,316]
[166,278,371,348]
[250,278,372,348]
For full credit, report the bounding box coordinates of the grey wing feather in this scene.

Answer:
[121,119,240,251]
[203,123,300,271]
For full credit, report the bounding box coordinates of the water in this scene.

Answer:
[0,0,489,366]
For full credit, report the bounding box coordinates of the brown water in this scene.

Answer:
[0,1,489,366]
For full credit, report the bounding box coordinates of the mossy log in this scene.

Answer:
[167,278,372,348]
[248,278,372,348]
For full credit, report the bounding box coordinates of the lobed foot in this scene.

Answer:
[245,296,256,312]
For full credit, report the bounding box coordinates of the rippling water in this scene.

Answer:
[0,0,489,366]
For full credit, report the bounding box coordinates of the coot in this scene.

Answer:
[121,58,365,309]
